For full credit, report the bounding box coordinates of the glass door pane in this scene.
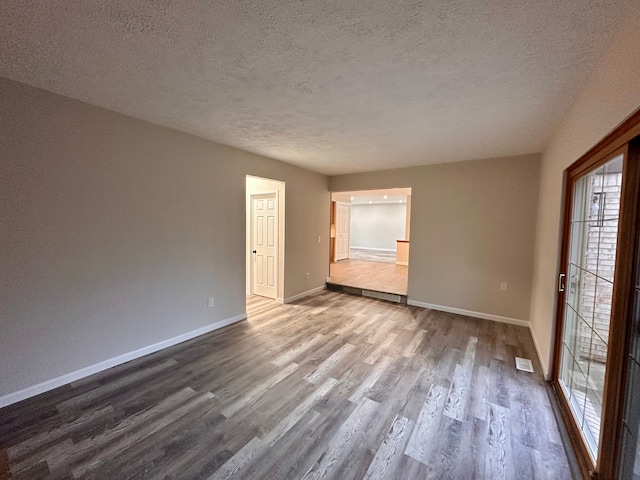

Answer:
[558,153,624,461]
[619,200,640,479]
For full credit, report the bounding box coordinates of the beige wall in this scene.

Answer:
[330,154,540,322]
[0,77,329,401]
[529,2,640,378]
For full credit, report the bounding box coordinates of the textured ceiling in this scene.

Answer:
[0,1,633,175]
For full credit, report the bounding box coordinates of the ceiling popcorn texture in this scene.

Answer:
[0,1,633,175]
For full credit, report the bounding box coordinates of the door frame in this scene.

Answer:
[551,109,640,479]
[246,176,285,303]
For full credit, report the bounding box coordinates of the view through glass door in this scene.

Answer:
[558,153,624,461]
[620,226,640,478]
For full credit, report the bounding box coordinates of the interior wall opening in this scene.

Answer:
[327,188,412,303]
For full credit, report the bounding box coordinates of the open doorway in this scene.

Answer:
[246,175,285,304]
[328,188,411,301]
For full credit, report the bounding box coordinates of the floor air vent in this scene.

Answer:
[515,357,534,373]
[362,289,403,304]
[325,282,407,304]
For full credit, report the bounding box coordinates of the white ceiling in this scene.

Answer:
[0,1,633,175]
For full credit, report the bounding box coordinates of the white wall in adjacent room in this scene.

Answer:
[350,203,407,250]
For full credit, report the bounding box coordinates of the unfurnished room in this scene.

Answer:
[2,1,640,479]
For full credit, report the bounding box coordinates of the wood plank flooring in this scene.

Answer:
[0,291,572,479]
[329,259,408,295]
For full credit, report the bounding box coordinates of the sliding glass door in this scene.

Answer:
[558,153,624,461]
[620,228,640,478]
[553,118,640,479]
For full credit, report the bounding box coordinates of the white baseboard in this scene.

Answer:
[350,246,395,252]
[529,325,550,380]
[395,261,408,266]
[406,300,529,328]
[284,286,325,304]
[0,313,247,409]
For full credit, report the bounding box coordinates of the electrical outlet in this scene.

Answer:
[500,282,508,291]
[317,235,321,243]
[208,297,215,307]
[306,272,310,280]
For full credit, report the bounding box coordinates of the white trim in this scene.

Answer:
[406,300,529,327]
[0,313,247,408]
[284,286,325,304]
[529,325,550,380]
[395,261,408,266]
[335,201,351,261]
[349,246,396,252]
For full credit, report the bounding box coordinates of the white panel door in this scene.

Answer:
[335,202,350,261]
[252,193,277,299]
